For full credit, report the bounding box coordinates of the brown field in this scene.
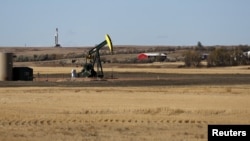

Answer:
[1,47,250,140]
[30,63,250,75]
[1,65,250,141]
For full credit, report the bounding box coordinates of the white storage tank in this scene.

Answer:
[243,51,250,59]
[0,52,13,81]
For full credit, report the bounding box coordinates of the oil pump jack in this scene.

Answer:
[78,34,113,78]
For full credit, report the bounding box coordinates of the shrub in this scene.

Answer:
[207,47,250,67]
[183,50,201,67]
[208,48,234,66]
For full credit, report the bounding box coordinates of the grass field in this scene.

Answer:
[31,64,250,75]
[0,85,250,141]
[1,65,250,141]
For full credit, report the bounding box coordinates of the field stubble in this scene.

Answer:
[31,64,250,75]
[1,65,250,140]
[0,85,250,141]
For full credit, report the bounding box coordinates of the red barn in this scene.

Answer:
[137,53,167,61]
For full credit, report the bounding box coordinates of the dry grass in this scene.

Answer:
[0,85,250,141]
[1,64,250,140]
[31,64,250,75]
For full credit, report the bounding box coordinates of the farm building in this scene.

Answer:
[243,51,250,59]
[137,53,167,61]
[201,53,209,60]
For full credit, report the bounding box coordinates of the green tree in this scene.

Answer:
[197,41,203,48]
[196,41,205,51]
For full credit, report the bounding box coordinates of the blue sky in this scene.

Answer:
[0,0,250,47]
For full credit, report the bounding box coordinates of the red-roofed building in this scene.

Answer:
[137,53,167,61]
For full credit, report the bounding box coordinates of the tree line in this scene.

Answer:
[183,44,250,67]
[14,44,250,68]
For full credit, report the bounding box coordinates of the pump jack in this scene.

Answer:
[78,34,113,78]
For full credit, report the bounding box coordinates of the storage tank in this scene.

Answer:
[13,67,33,81]
[0,52,13,81]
